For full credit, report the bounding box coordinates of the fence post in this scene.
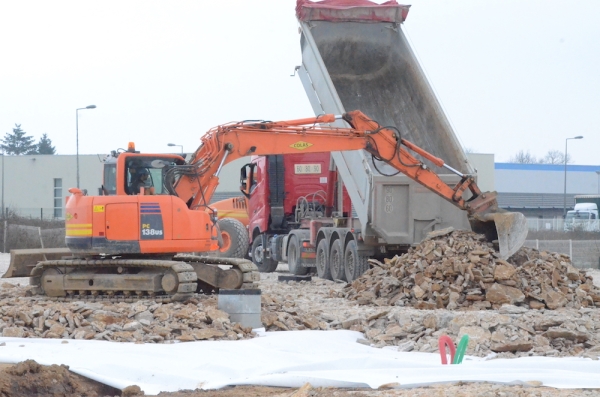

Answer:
[40,208,43,220]
[569,239,572,259]
[2,220,6,253]
[38,227,48,261]
[536,239,539,250]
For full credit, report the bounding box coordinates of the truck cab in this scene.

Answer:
[564,202,600,232]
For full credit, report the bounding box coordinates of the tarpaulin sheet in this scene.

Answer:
[1,330,600,395]
[296,0,410,23]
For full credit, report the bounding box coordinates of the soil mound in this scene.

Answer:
[0,359,121,397]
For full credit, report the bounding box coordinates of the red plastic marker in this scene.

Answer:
[438,335,456,365]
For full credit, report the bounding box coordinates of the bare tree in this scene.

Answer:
[509,150,538,164]
[539,150,572,164]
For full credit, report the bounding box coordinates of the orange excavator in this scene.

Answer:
[7,110,527,301]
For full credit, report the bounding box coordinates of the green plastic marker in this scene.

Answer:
[453,335,469,364]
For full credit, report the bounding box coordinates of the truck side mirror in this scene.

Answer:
[240,163,256,198]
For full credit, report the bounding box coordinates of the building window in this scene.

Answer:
[54,178,63,218]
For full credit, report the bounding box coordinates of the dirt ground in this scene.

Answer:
[0,360,121,397]
[1,362,599,397]
[1,255,600,396]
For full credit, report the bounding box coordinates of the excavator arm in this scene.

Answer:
[171,110,527,258]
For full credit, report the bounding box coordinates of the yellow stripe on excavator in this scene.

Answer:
[66,229,92,236]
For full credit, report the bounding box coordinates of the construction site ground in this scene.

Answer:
[1,234,600,397]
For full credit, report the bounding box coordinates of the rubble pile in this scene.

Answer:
[344,229,600,311]
[258,281,600,358]
[1,233,599,358]
[339,304,600,357]
[0,287,255,343]
[260,292,328,331]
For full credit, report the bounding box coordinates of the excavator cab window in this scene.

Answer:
[102,163,117,195]
[126,159,156,195]
[125,157,178,195]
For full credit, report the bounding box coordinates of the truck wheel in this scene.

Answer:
[216,218,249,259]
[251,235,278,273]
[329,239,347,281]
[316,239,332,280]
[344,239,369,281]
[288,235,309,275]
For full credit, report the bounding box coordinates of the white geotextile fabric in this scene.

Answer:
[0,330,599,395]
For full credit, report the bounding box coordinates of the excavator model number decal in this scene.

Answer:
[140,203,164,240]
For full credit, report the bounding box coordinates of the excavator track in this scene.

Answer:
[173,255,260,291]
[28,256,260,303]
[30,259,198,303]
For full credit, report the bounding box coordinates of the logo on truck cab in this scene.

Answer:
[290,141,313,150]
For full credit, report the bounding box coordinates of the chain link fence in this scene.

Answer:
[526,217,565,232]
[524,240,600,269]
[0,209,66,252]
[9,207,64,221]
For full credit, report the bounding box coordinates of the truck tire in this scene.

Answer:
[288,235,309,275]
[329,239,347,281]
[216,218,249,259]
[344,239,369,281]
[251,235,278,273]
[316,239,332,280]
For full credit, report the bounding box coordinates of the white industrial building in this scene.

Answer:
[2,152,599,221]
[0,153,249,219]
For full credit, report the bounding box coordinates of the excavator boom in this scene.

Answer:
[170,110,527,258]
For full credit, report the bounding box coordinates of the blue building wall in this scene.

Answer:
[495,163,600,194]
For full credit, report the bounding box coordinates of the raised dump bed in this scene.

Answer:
[296,0,473,245]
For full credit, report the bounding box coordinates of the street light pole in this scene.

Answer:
[563,135,583,217]
[76,105,97,188]
[167,143,184,154]
[1,149,4,219]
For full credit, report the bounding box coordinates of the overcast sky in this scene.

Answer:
[1,0,599,165]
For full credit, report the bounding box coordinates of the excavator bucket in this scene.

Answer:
[2,248,72,278]
[469,210,528,260]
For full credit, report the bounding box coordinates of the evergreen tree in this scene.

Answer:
[1,124,37,155]
[37,133,56,154]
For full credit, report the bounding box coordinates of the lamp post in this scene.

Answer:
[76,105,97,188]
[563,135,583,216]
[1,148,4,219]
[168,143,183,153]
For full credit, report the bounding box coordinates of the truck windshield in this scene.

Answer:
[566,212,591,221]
